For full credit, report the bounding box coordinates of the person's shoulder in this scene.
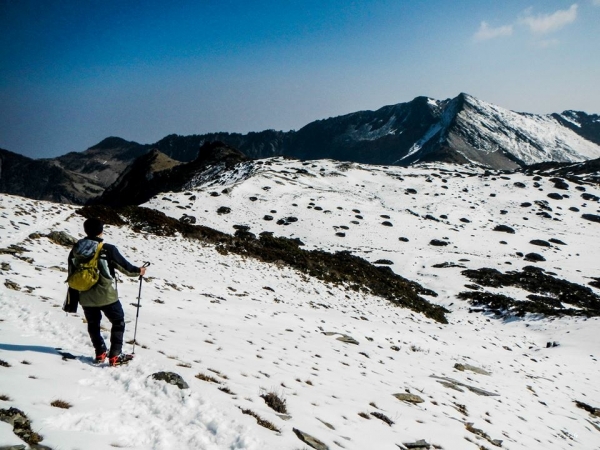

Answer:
[101,242,118,252]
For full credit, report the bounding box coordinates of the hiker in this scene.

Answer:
[67,218,147,366]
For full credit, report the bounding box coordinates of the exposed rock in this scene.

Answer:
[179,214,196,225]
[582,193,600,202]
[550,177,569,190]
[548,238,566,245]
[429,239,449,247]
[150,372,189,390]
[0,407,44,446]
[393,393,424,404]
[513,182,526,188]
[4,280,20,291]
[216,206,231,215]
[336,335,359,345]
[547,193,564,200]
[493,225,515,234]
[381,221,393,227]
[582,214,600,223]
[454,363,491,375]
[292,428,329,450]
[402,439,431,449]
[431,375,499,396]
[374,259,394,265]
[520,202,532,207]
[460,218,471,223]
[263,215,274,221]
[524,252,546,262]
[398,237,409,242]
[46,231,77,247]
[574,400,600,417]
[529,240,551,247]
[1,262,11,271]
[432,262,466,269]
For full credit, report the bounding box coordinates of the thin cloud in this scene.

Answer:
[520,4,578,34]
[474,21,513,41]
[593,0,600,6]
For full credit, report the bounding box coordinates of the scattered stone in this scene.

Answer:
[381,221,393,227]
[424,214,439,222]
[374,259,393,265]
[582,193,600,202]
[582,214,600,224]
[432,262,466,269]
[292,428,329,450]
[534,200,552,211]
[530,240,551,247]
[454,363,491,375]
[574,400,600,417]
[216,206,231,215]
[249,196,258,202]
[1,262,11,271]
[460,218,471,223]
[151,372,189,389]
[209,191,220,197]
[431,375,499,396]
[547,193,564,200]
[393,393,424,404]
[500,210,508,215]
[524,253,546,262]
[548,238,566,245]
[546,341,560,348]
[398,237,409,242]
[46,231,77,247]
[336,334,359,345]
[263,215,273,221]
[550,178,569,190]
[405,188,417,195]
[569,206,580,212]
[4,280,20,291]
[402,439,431,449]
[233,224,250,232]
[0,407,44,446]
[520,202,532,207]
[179,214,196,225]
[335,232,346,237]
[493,225,515,234]
[429,239,449,247]
[514,182,526,188]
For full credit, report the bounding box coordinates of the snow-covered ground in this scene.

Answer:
[1,158,600,450]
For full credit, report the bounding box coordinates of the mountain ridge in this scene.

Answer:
[2,93,600,203]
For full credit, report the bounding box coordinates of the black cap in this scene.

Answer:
[83,218,104,237]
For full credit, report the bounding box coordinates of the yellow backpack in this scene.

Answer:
[67,243,104,291]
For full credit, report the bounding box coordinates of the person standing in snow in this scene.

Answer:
[67,218,147,366]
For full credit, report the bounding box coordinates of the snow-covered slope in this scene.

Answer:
[1,157,600,450]
[402,94,600,169]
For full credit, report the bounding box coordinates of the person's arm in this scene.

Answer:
[104,244,144,277]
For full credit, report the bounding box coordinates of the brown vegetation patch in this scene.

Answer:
[261,391,287,414]
[77,205,447,322]
[239,408,280,432]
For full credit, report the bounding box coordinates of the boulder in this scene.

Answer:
[292,428,329,450]
[493,225,515,234]
[393,393,424,404]
[150,372,189,390]
[46,231,77,247]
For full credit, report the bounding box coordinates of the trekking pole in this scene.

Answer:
[132,262,151,355]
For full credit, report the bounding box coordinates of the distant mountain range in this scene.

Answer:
[1,93,599,203]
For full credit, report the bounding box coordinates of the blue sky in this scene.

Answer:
[1,0,599,158]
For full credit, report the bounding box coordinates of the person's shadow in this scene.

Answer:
[0,343,94,364]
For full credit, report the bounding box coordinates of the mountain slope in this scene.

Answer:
[1,158,599,449]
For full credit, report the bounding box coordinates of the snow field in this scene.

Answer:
[1,157,600,449]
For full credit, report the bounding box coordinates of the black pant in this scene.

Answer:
[82,301,125,358]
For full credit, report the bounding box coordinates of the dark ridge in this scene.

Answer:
[76,205,447,323]
[459,266,600,317]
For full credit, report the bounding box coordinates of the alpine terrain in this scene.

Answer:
[1,93,600,204]
[1,152,600,449]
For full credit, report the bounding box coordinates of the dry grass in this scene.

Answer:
[195,372,221,384]
[371,411,394,426]
[0,359,11,367]
[218,386,236,395]
[261,391,287,414]
[51,399,73,409]
[239,408,280,432]
[0,394,11,401]
[358,412,370,419]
